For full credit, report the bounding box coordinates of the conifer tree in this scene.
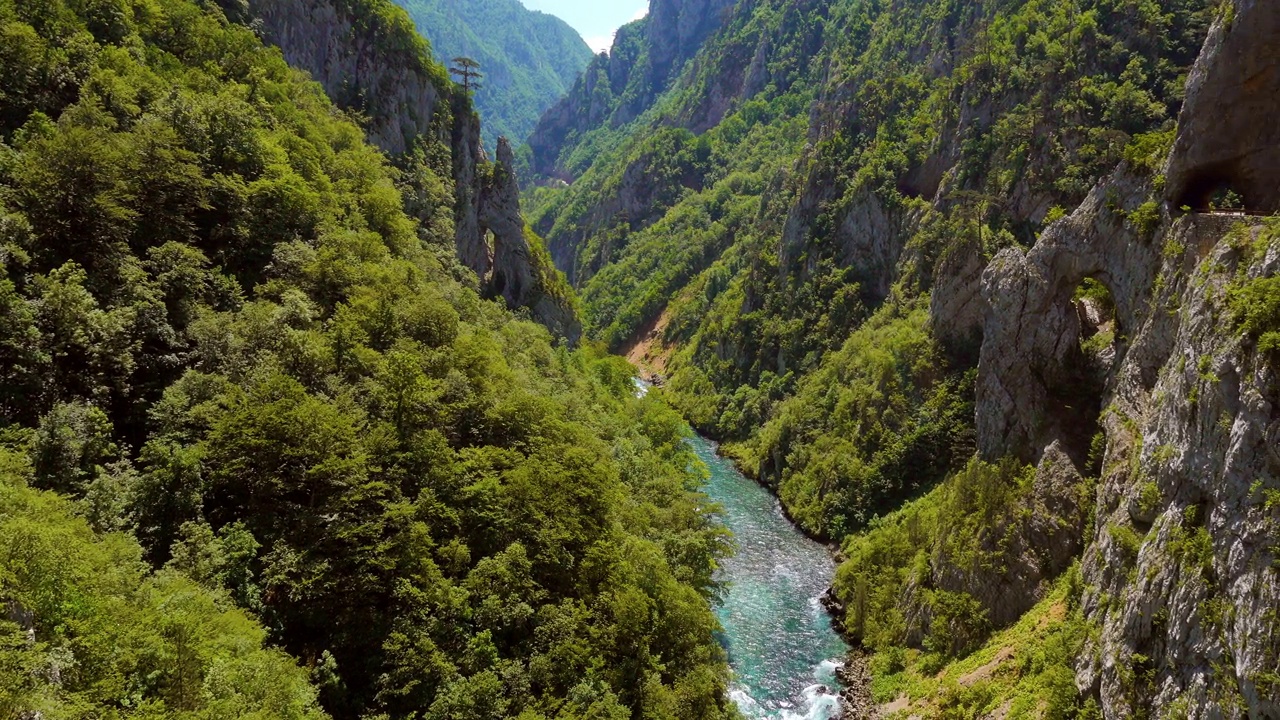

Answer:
[449,57,482,93]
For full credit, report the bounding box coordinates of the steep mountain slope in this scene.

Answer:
[526,0,738,186]
[527,0,1280,715]
[394,0,595,150]
[0,0,736,718]
[219,0,581,340]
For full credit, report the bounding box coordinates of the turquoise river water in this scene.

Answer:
[687,434,850,719]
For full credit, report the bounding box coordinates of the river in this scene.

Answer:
[688,434,850,719]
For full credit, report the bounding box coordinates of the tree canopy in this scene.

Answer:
[0,0,737,717]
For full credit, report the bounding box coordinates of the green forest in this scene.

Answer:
[3,0,1279,715]
[0,0,739,718]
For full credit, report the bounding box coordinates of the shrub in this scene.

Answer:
[1229,276,1280,357]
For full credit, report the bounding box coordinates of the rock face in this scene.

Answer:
[929,235,986,362]
[975,3,1280,715]
[1165,0,1280,213]
[930,442,1089,632]
[478,139,581,341]
[236,0,444,156]
[223,0,580,340]
[545,142,696,285]
[835,653,877,720]
[779,183,905,304]
[478,139,533,306]
[451,111,487,275]
[977,167,1160,465]
[646,0,737,94]
[1073,212,1280,718]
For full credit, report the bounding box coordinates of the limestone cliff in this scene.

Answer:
[1165,0,1280,214]
[480,139,581,342]
[221,0,580,340]
[971,2,1280,714]
[222,0,446,156]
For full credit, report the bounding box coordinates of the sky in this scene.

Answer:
[518,0,648,53]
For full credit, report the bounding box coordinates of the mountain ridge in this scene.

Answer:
[525,0,738,183]
[395,0,595,150]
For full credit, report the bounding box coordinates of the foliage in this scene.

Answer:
[532,0,1212,371]
[0,1,736,719]
[1229,275,1280,357]
[867,569,1096,719]
[1225,220,1280,359]
[1123,129,1177,174]
[739,300,975,538]
[523,13,1213,712]
[1129,201,1162,240]
[832,458,1045,657]
[524,0,1212,564]
[0,447,329,719]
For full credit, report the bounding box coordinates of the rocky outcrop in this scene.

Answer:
[1165,0,1280,213]
[929,235,986,362]
[477,139,581,341]
[479,139,534,306]
[978,184,1280,719]
[7,599,58,718]
[451,110,486,274]
[231,0,445,156]
[932,441,1089,631]
[835,653,878,720]
[974,4,1280,715]
[1071,211,1280,718]
[977,166,1159,464]
[647,0,737,95]
[524,55,610,183]
[454,124,580,339]
[544,143,697,286]
[779,181,908,303]
[6,600,35,646]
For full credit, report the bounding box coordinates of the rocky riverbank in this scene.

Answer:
[834,652,878,720]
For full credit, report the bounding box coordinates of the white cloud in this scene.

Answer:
[585,34,614,53]
[587,4,649,55]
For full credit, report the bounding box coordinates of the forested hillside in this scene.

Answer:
[395,0,594,150]
[528,0,1280,715]
[0,0,738,718]
[3,0,1277,714]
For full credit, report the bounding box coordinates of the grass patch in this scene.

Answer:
[874,568,1095,719]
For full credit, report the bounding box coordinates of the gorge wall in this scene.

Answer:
[527,0,1280,715]
[975,2,1280,713]
[220,0,579,340]
[525,0,737,182]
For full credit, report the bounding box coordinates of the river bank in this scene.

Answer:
[686,432,850,719]
[635,376,871,718]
